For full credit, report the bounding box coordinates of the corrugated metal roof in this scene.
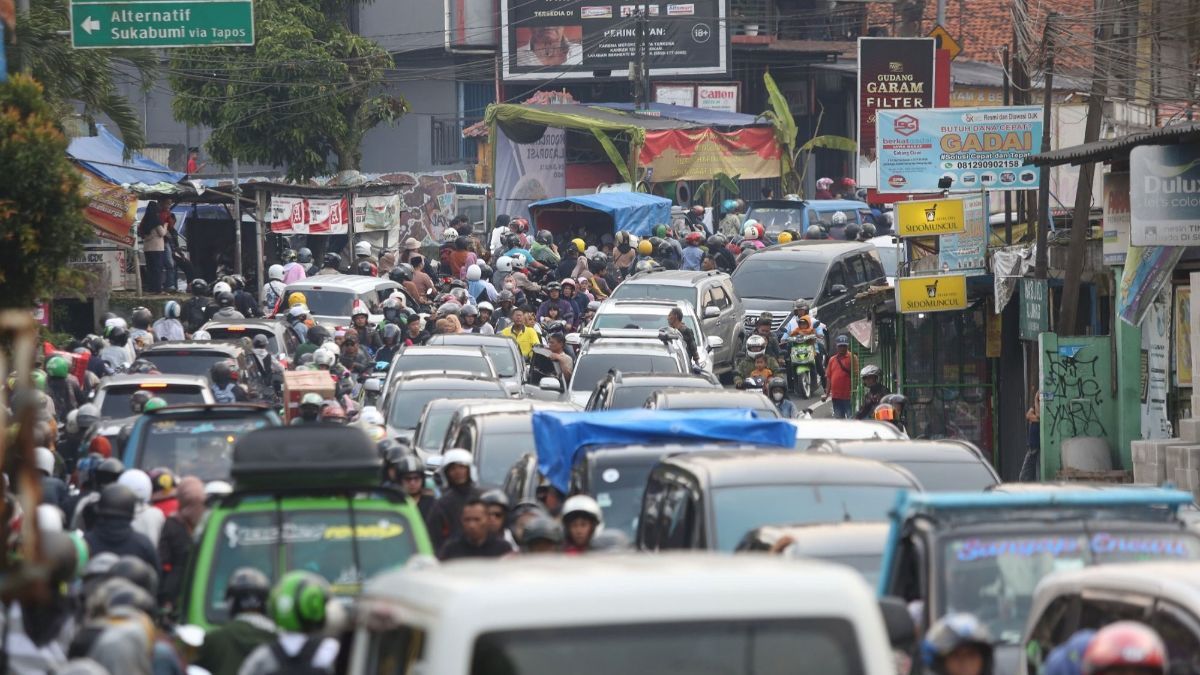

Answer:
[1025,121,1200,167]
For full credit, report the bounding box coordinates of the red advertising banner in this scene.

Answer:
[269,196,350,235]
[857,37,936,188]
[638,127,780,182]
[78,168,137,247]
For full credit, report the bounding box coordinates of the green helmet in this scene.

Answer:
[142,397,167,412]
[46,355,70,379]
[31,370,46,391]
[269,570,329,632]
[654,223,668,237]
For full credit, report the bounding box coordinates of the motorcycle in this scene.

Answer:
[783,334,819,399]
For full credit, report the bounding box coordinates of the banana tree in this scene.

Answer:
[761,71,855,196]
[692,171,740,207]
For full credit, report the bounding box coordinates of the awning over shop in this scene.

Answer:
[1025,121,1200,167]
[67,125,184,187]
[529,192,672,236]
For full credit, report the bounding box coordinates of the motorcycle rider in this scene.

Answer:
[229,275,261,317]
[99,326,133,372]
[781,300,826,391]
[466,263,498,304]
[706,234,737,273]
[128,307,154,352]
[316,252,341,276]
[767,376,797,418]
[209,360,249,403]
[281,249,308,282]
[211,290,245,320]
[922,613,994,675]
[1082,621,1168,675]
[531,229,561,266]
[349,300,382,354]
[537,282,576,328]
[734,335,778,387]
[719,199,743,237]
[385,449,435,520]
[880,393,908,434]
[45,355,82,424]
[752,313,782,360]
[262,264,287,314]
[297,247,318,277]
[561,495,603,554]
[437,496,512,560]
[292,393,323,425]
[238,571,339,674]
[854,364,889,420]
[741,221,767,250]
[152,300,185,341]
[426,449,478,548]
[194,567,275,675]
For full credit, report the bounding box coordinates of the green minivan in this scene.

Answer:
[178,425,432,630]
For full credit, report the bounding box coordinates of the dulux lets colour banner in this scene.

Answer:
[875,106,1043,194]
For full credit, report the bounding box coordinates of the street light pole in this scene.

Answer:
[1034,14,1055,281]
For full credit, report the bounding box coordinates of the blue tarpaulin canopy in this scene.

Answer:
[532,409,797,493]
[528,192,672,237]
[67,125,184,187]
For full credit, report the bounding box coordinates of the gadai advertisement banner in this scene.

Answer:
[857,37,936,188]
[1131,142,1200,246]
[875,106,1043,194]
[501,0,726,81]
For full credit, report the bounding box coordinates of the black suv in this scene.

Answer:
[584,371,720,411]
[731,241,886,333]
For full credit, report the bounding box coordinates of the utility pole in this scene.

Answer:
[1003,44,1013,246]
[1034,13,1056,281]
[232,157,243,276]
[936,0,947,25]
[641,2,652,109]
[632,7,644,108]
[1058,0,1110,334]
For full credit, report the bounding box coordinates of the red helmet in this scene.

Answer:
[1082,622,1167,675]
[510,217,529,232]
[839,177,857,188]
[685,231,704,245]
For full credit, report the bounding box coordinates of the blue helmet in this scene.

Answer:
[1042,630,1096,675]
[721,199,738,212]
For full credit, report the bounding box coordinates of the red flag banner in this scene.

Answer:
[269,196,350,234]
[638,127,780,182]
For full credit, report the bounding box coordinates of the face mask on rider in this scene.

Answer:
[771,391,785,402]
[253,348,269,360]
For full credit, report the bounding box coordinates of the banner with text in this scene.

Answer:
[639,127,780,182]
[1103,171,1131,265]
[857,37,936,188]
[495,126,566,224]
[1131,142,1200,246]
[352,194,402,232]
[1141,287,1171,439]
[268,196,350,235]
[896,273,968,314]
[876,106,1042,193]
[79,168,137,247]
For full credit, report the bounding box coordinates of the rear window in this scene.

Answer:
[393,354,491,377]
[593,312,699,335]
[99,384,207,418]
[136,415,275,482]
[388,386,506,430]
[294,289,356,317]
[609,283,697,305]
[142,352,229,377]
[477,429,534,486]
[747,206,806,234]
[895,460,998,492]
[205,506,418,624]
[206,327,281,353]
[572,354,681,391]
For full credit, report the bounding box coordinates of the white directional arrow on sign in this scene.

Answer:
[81,17,101,34]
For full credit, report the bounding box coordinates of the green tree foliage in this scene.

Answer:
[0,75,90,308]
[11,0,156,155]
[169,0,408,180]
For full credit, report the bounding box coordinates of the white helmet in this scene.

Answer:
[466,264,482,281]
[745,334,767,357]
[743,222,760,239]
[443,227,459,240]
[496,255,514,272]
[355,240,373,257]
[212,281,232,295]
[478,301,494,312]
[861,364,881,378]
[268,264,285,282]
[118,469,153,504]
[359,407,384,426]
[35,446,55,475]
[511,254,527,270]
[441,448,473,470]
[36,504,64,533]
[831,211,848,226]
[205,480,233,500]
[288,304,309,319]
[314,349,335,368]
[562,495,603,525]
[192,330,211,340]
[320,341,340,356]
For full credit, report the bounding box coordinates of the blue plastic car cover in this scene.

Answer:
[532,408,796,493]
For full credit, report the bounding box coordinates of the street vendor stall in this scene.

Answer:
[529,192,672,240]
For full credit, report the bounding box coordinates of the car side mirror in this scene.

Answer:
[538,377,563,393]
[830,284,847,296]
[704,305,720,318]
[878,596,917,650]
[706,336,724,351]
[566,332,581,347]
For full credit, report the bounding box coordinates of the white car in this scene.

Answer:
[349,554,906,675]
[567,329,694,407]
[282,274,400,328]
[587,298,723,375]
[791,418,908,448]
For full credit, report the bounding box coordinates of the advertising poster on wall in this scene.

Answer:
[501,0,726,81]
[78,168,137,246]
[494,127,566,223]
[1103,171,1131,265]
[875,106,1042,193]
[1141,288,1172,440]
[1130,142,1200,245]
[268,197,350,235]
[352,194,402,232]
[857,37,936,188]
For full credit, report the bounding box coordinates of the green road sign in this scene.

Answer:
[70,0,254,49]
[1019,278,1048,341]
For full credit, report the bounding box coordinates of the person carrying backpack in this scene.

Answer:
[236,570,339,675]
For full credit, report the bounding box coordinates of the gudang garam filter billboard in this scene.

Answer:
[501,0,726,81]
[857,37,936,188]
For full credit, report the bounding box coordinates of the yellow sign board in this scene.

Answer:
[896,274,969,314]
[896,198,967,237]
[928,24,962,60]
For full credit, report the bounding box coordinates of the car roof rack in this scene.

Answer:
[580,328,680,344]
[231,426,380,491]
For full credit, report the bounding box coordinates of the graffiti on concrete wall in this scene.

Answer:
[1042,345,1108,438]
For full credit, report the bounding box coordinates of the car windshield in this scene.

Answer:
[593,313,699,335]
[895,461,998,491]
[137,415,274,482]
[478,429,534,486]
[589,456,658,539]
[294,289,356,317]
[393,354,490,377]
[747,206,806,234]
[572,354,681,391]
[792,552,883,587]
[141,352,229,377]
[416,408,456,452]
[470,619,866,675]
[712,484,904,551]
[732,260,826,300]
[481,346,519,378]
[873,245,899,277]
[388,387,505,429]
[205,327,280,354]
[940,529,1200,645]
[99,384,207,418]
[206,506,418,624]
[609,283,697,305]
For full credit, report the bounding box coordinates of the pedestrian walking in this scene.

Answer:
[822,334,858,419]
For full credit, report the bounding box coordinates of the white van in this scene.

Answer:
[348,553,906,675]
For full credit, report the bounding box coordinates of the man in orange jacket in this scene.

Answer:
[822,334,858,419]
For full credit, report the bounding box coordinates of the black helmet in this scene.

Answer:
[477,262,493,279]
[97,484,138,520]
[107,325,129,346]
[130,389,154,413]
[324,252,342,269]
[536,230,554,246]
[356,260,375,276]
[130,307,152,329]
[707,234,726,248]
[521,516,563,546]
[95,457,125,487]
[109,555,159,597]
[503,232,522,250]
[85,336,105,355]
[454,236,470,251]
[389,263,414,284]
[297,247,314,264]
[226,567,271,615]
[380,323,402,345]
[768,375,788,393]
[190,278,209,296]
[282,249,298,263]
[861,222,877,238]
[480,488,510,510]
[390,453,423,477]
[545,281,562,293]
[804,225,825,240]
[843,223,861,241]
[881,393,908,408]
[216,291,235,307]
[211,359,235,384]
[231,274,246,291]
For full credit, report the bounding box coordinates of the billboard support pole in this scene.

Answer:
[1034,13,1056,281]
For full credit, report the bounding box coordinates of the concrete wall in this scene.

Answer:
[360,78,463,174]
[1038,333,1117,477]
[358,0,447,51]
